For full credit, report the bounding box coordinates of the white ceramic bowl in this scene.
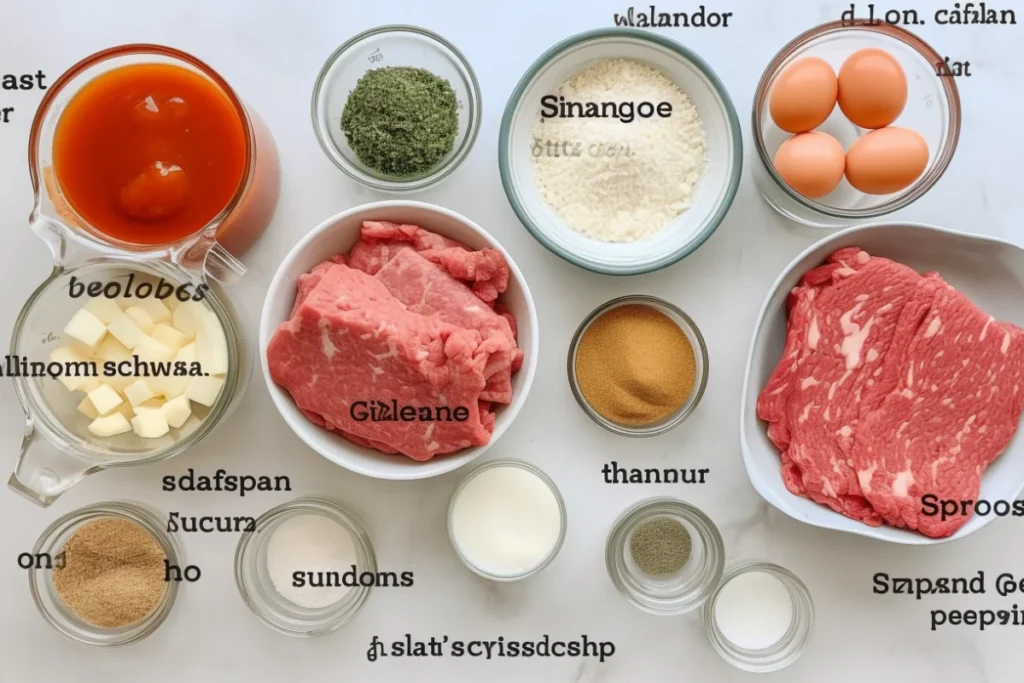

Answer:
[499,28,742,275]
[260,201,538,480]
[741,223,1024,544]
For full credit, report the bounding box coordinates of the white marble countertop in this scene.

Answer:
[1,0,1021,680]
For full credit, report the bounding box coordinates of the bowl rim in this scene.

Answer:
[739,221,1024,545]
[498,27,743,276]
[310,24,483,193]
[259,200,539,480]
[751,19,962,219]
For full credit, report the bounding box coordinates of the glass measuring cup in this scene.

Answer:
[8,259,251,506]
[29,44,280,277]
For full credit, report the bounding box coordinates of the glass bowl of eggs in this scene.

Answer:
[751,19,961,228]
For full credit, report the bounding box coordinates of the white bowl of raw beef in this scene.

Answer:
[260,201,538,480]
[741,223,1024,544]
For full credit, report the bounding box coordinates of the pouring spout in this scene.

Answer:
[9,421,100,507]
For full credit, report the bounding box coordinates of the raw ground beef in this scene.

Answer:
[758,247,1024,537]
[268,221,521,461]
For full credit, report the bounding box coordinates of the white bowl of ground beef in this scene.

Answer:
[260,201,538,480]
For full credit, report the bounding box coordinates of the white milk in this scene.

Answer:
[450,465,562,578]
[713,570,794,650]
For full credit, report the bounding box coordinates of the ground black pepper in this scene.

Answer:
[341,66,458,177]
[629,516,692,577]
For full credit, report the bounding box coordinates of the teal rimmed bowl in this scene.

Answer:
[499,29,742,276]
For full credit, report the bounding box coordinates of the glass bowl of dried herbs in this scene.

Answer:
[312,25,482,192]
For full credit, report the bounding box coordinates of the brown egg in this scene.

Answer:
[845,127,929,194]
[774,132,846,199]
[838,48,908,129]
[769,57,839,133]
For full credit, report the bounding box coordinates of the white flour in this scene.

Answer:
[531,58,707,242]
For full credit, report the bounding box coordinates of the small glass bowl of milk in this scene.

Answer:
[701,561,814,672]
[447,459,566,581]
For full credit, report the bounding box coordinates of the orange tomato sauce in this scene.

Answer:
[53,63,248,246]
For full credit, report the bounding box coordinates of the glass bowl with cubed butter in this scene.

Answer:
[8,259,251,506]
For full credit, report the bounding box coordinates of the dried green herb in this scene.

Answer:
[629,516,692,577]
[341,66,458,177]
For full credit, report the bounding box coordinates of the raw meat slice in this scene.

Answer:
[853,281,1024,537]
[267,263,496,461]
[374,249,518,404]
[759,246,1024,538]
[348,221,510,303]
[758,248,925,524]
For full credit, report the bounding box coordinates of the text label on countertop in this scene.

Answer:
[0,70,47,124]
[613,5,733,27]
[874,571,1024,631]
[603,460,709,484]
[366,634,616,663]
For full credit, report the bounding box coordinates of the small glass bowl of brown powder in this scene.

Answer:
[606,497,724,615]
[568,295,709,436]
[29,502,180,646]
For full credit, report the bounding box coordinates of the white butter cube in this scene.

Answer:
[88,412,132,437]
[78,377,102,394]
[185,375,225,407]
[131,410,169,438]
[95,336,131,362]
[134,335,175,363]
[63,308,107,351]
[153,343,198,397]
[161,394,192,428]
[77,396,99,419]
[87,383,124,416]
[135,297,171,324]
[164,296,181,311]
[124,306,156,333]
[107,312,145,349]
[84,297,124,325]
[151,372,189,400]
[114,401,135,419]
[176,343,197,364]
[124,379,157,407]
[151,323,190,352]
[134,398,166,413]
[173,301,210,336]
[50,346,97,391]
[195,312,229,376]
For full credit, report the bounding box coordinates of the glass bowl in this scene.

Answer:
[701,561,814,673]
[29,501,181,647]
[606,497,724,615]
[752,20,961,228]
[447,459,567,582]
[234,498,376,637]
[499,28,742,275]
[311,25,481,192]
[568,295,709,437]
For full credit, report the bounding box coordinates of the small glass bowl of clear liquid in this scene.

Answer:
[751,19,961,228]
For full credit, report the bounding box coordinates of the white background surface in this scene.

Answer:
[1,0,1022,680]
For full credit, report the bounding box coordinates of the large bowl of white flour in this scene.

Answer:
[499,28,742,275]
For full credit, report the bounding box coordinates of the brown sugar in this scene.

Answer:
[52,517,167,628]
[575,304,696,426]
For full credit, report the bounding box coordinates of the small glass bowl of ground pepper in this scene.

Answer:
[28,501,181,646]
[312,25,482,192]
[606,497,724,615]
[568,295,709,436]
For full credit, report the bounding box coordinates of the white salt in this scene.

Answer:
[714,570,794,650]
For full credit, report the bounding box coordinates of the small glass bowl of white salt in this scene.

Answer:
[701,561,814,673]
[234,498,377,637]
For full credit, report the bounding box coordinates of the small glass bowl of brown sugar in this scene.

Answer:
[28,501,181,646]
[568,295,709,436]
